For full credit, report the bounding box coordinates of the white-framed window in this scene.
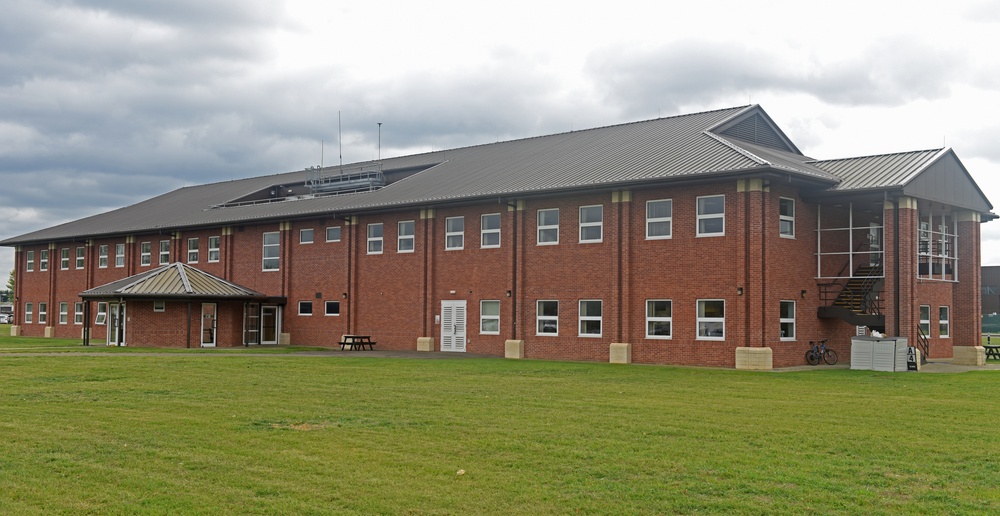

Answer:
[398,221,415,253]
[76,247,85,269]
[480,300,500,334]
[697,195,725,237]
[262,232,280,270]
[326,226,341,242]
[208,236,220,262]
[579,205,603,243]
[159,240,170,264]
[187,238,199,263]
[300,228,314,244]
[74,302,83,325]
[646,199,672,239]
[367,223,383,254]
[579,300,602,337]
[919,305,931,335]
[939,306,950,338]
[60,248,69,270]
[26,250,34,272]
[537,300,559,335]
[115,244,125,267]
[537,208,559,245]
[645,300,672,339]
[780,300,795,340]
[779,197,795,238]
[153,300,166,313]
[59,302,68,324]
[140,242,151,266]
[697,299,725,340]
[481,213,501,248]
[40,249,49,271]
[298,301,313,316]
[445,217,464,250]
[325,301,340,316]
[25,303,33,324]
[38,302,47,324]
[95,302,107,325]
[98,245,108,268]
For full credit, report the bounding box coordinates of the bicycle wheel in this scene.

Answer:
[823,349,839,365]
[805,350,821,366]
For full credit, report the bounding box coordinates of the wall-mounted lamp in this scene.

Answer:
[506,290,512,298]
[801,289,807,298]
[449,290,457,295]
[737,287,744,296]
[341,292,347,299]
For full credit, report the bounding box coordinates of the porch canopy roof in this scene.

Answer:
[80,263,277,301]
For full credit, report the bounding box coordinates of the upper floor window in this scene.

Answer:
[187,238,199,263]
[115,243,125,267]
[208,236,220,263]
[697,195,725,237]
[445,217,464,250]
[60,248,70,270]
[697,299,725,340]
[26,250,34,272]
[326,227,341,242]
[300,229,314,244]
[537,209,559,245]
[646,199,672,239]
[398,221,415,253]
[76,247,85,269]
[40,249,49,271]
[481,213,501,248]
[159,240,170,264]
[579,205,603,243]
[140,242,151,266]
[262,232,280,270]
[367,223,383,254]
[98,245,108,268]
[779,197,795,238]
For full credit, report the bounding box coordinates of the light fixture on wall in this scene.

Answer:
[801,289,807,298]
[737,287,744,296]
[506,290,512,298]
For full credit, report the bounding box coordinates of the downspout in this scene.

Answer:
[617,197,624,342]
[760,183,767,347]
[186,301,192,348]
[893,197,901,336]
[744,184,751,348]
[510,202,518,340]
[346,217,353,334]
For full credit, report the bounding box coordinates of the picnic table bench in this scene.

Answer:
[339,334,376,350]
[985,345,1000,360]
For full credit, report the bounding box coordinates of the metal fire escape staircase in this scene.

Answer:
[818,264,886,333]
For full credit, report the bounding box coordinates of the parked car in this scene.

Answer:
[0,314,11,324]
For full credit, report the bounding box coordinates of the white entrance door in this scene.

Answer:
[441,300,467,352]
[201,303,217,347]
[107,302,126,346]
[260,306,279,345]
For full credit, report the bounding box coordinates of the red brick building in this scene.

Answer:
[3,105,994,368]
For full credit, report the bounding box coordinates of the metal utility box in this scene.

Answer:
[851,336,909,371]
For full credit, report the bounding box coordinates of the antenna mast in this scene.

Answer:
[377,122,382,160]
[339,111,343,167]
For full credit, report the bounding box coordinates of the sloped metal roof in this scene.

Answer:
[80,263,268,299]
[810,149,944,191]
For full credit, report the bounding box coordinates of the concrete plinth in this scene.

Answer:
[953,345,985,366]
[44,326,55,338]
[10,325,20,337]
[278,333,291,345]
[735,347,773,370]
[505,339,524,359]
[417,337,434,352]
[609,343,632,364]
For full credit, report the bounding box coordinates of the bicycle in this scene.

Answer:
[806,340,838,366]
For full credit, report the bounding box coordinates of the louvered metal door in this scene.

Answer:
[441,300,467,352]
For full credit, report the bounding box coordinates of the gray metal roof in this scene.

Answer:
[3,104,991,246]
[80,263,268,299]
[810,149,945,191]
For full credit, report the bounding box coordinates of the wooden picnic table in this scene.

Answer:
[339,334,376,350]
[985,345,1000,360]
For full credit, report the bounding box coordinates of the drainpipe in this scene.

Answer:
[186,301,192,348]
[510,202,518,340]
[894,197,900,336]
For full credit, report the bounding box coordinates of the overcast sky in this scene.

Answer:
[3,0,1000,278]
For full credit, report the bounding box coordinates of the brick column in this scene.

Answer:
[735,179,772,369]
[883,197,918,343]
[954,211,984,364]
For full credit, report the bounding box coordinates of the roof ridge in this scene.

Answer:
[176,263,193,293]
[807,148,944,164]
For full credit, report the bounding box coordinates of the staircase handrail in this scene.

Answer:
[915,325,930,364]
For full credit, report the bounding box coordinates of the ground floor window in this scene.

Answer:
[325,301,340,316]
[25,303,33,324]
[780,301,795,340]
[153,301,166,312]
[480,300,500,334]
[59,302,68,324]
[645,300,672,338]
[939,306,950,338]
[579,300,602,337]
[95,302,107,325]
[537,300,558,335]
[919,305,930,335]
[74,302,84,324]
[697,300,724,339]
[38,303,47,324]
[298,301,313,316]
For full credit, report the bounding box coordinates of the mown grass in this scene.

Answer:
[0,333,998,514]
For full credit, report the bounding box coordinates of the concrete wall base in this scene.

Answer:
[953,345,985,366]
[10,325,20,337]
[416,337,434,352]
[278,333,291,346]
[609,343,631,364]
[505,339,525,359]
[44,326,54,338]
[735,347,773,370]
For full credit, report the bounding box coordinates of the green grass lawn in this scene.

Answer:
[0,333,998,514]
